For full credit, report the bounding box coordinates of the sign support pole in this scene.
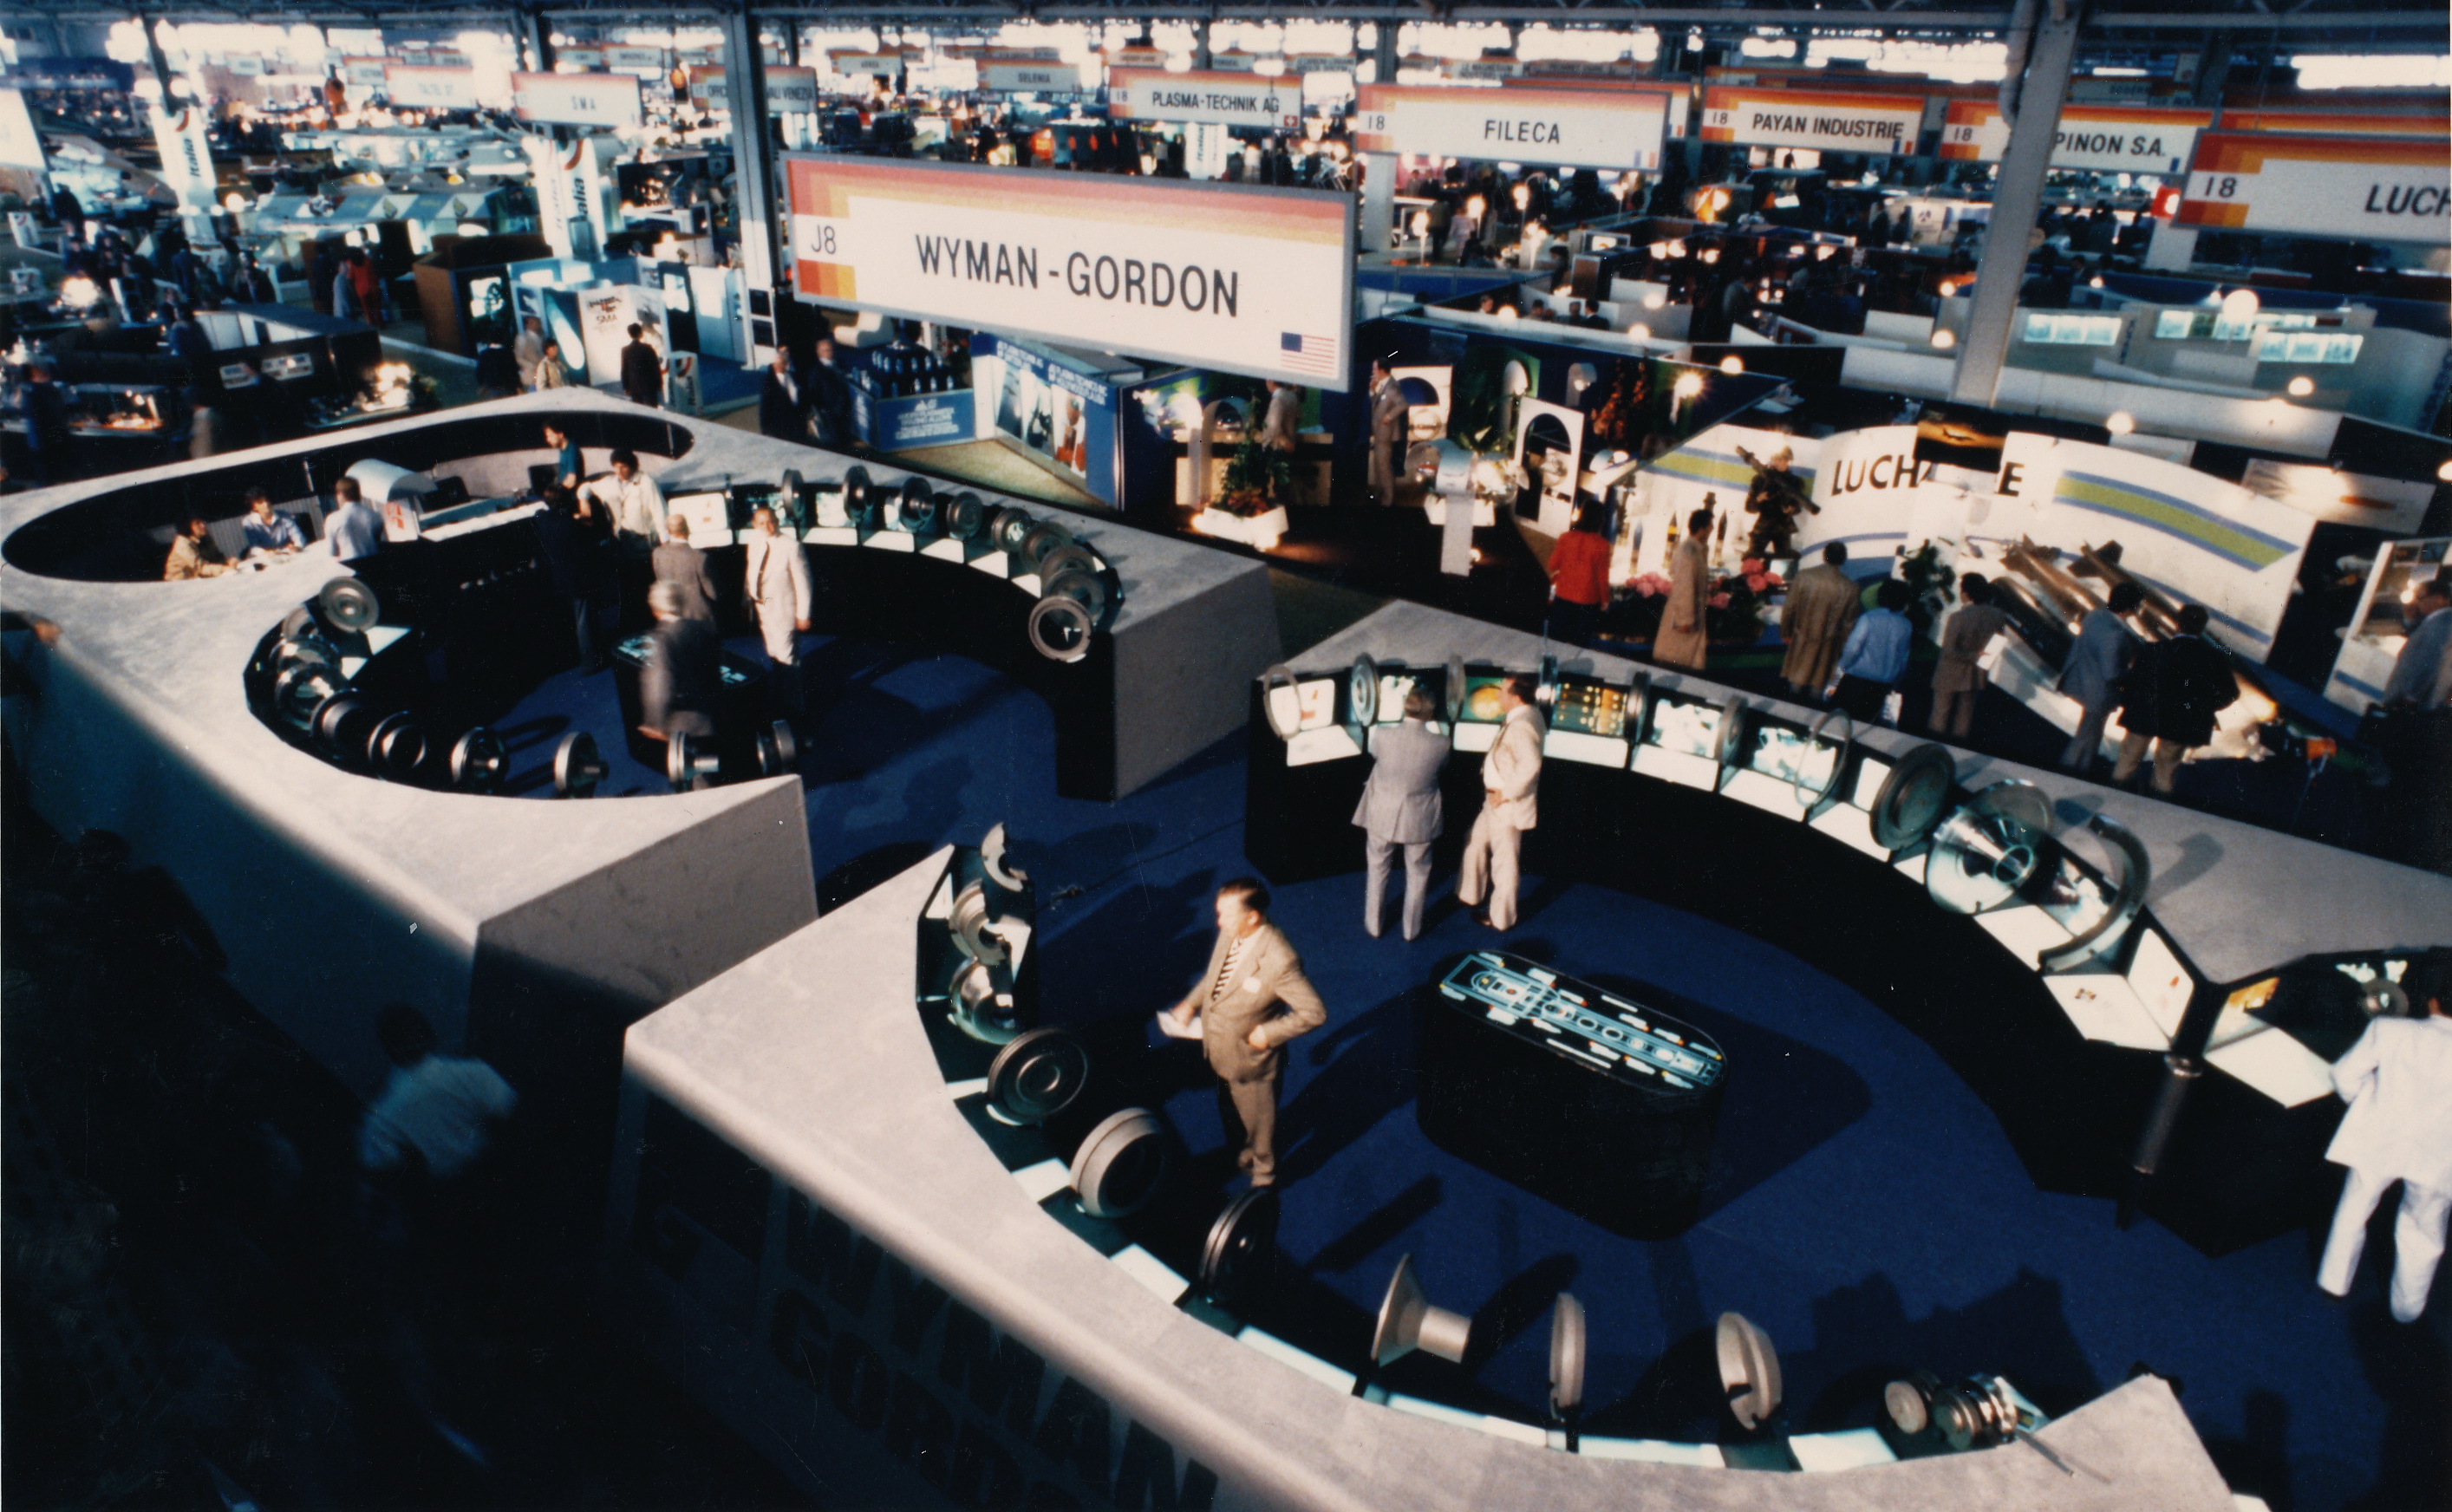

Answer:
[721,1,779,294]
[523,12,554,75]
[1950,1,2082,407]
[1360,153,1394,257]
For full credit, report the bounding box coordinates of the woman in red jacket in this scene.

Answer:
[1546,507,1612,648]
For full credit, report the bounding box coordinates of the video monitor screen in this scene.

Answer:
[1459,675,1510,724]
[1646,695,1722,758]
[1549,675,1629,739]
[666,492,730,543]
[1749,722,1839,791]
[1375,668,1446,725]
[1266,677,1338,734]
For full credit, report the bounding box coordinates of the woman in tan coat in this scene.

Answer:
[1652,506,1714,671]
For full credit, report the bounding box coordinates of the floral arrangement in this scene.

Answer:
[1216,438,1290,517]
[1602,557,1784,646]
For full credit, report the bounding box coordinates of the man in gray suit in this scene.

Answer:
[1366,359,1410,506]
[1167,879,1327,1188]
[2058,581,2144,772]
[651,513,720,622]
[1353,688,1450,941]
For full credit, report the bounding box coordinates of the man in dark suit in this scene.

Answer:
[1166,879,1327,1188]
[1352,688,1450,941]
[805,338,852,446]
[619,323,663,407]
[2111,603,2237,794]
[650,513,720,622]
[758,348,806,442]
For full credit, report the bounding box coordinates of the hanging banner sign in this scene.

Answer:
[978,62,1081,94]
[2214,108,2451,138]
[341,57,388,88]
[0,89,45,172]
[513,71,644,128]
[383,64,480,109]
[4,58,135,92]
[1286,55,1353,75]
[687,66,821,113]
[225,55,265,77]
[1502,77,1690,137]
[1353,84,1669,172]
[557,49,604,71]
[1205,52,1263,75]
[606,47,665,71]
[149,106,218,214]
[1520,60,1634,82]
[1107,47,1167,71]
[1107,69,1297,131]
[784,155,1354,390]
[1450,59,1524,81]
[826,52,901,76]
[1940,101,2208,175]
[1700,87,1925,156]
[525,134,584,258]
[2175,133,2449,244]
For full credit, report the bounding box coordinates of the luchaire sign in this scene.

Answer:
[1352,84,1669,172]
[785,156,1353,390]
[2176,133,2449,245]
[1940,101,2208,175]
[1701,87,1925,156]
[1106,69,1297,131]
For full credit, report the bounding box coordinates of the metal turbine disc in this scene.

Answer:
[1869,743,1959,851]
[1198,1187,1280,1307]
[949,880,1008,966]
[1261,665,1304,740]
[273,664,342,732]
[553,731,606,798]
[989,505,1035,555]
[1018,523,1073,570]
[1549,1294,1588,1417]
[449,727,508,792]
[1040,568,1109,623]
[1028,596,1094,662]
[1068,1108,1171,1219]
[1035,544,1099,583]
[896,477,937,533]
[757,720,799,777]
[984,1026,1087,1124]
[318,576,381,633]
[1347,654,1379,727]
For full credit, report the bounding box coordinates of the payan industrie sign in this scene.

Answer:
[1353,84,1668,172]
[1105,69,1297,131]
[1940,101,2209,175]
[2176,133,2449,244]
[1701,86,1926,155]
[786,156,1353,390]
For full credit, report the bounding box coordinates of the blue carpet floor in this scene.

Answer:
[495,635,2445,1512]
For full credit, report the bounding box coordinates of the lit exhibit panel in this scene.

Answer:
[1242,598,2452,1257]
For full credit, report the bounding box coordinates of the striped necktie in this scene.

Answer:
[1212,934,1249,1003]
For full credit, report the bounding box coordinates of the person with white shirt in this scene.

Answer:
[744,505,812,719]
[2318,950,2452,1323]
[1458,674,1546,931]
[323,476,384,563]
[512,315,546,392]
[580,447,666,551]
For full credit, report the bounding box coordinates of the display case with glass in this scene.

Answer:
[1631,688,1728,788]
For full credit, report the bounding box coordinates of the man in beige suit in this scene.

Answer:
[1167,878,1327,1188]
[1458,675,1545,930]
[1779,541,1860,700]
[745,505,813,720]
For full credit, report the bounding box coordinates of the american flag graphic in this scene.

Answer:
[1280,330,1339,378]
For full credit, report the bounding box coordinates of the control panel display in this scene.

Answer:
[1460,675,1510,723]
[1549,676,1630,740]
[1647,695,1722,758]
[665,492,732,544]
[1439,952,1725,1091]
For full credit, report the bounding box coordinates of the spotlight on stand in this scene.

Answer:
[1717,1313,1783,1431]
[1370,1255,1472,1370]
[1199,1187,1281,1308]
[1067,1107,1176,1219]
[449,727,509,792]
[552,731,608,798]
[666,732,723,792]
[1549,1293,1588,1450]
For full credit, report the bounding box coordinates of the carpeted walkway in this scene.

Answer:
[486,627,2447,1512]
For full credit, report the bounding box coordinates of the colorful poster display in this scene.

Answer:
[785,156,1353,389]
[977,332,1117,504]
[1940,101,2208,175]
[2176,133,2448,244]
[1353,84,1669,172]
[512,71,645,129]
[1700,87,1925,156]
[1105,69,1299,131]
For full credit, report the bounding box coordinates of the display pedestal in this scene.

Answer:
[1423,493,1496,528]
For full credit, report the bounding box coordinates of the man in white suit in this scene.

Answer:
[2318,950,2452,1322]
[744,505,812,720]
[1458,675,1545,931]
[1353,688,1451,941]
